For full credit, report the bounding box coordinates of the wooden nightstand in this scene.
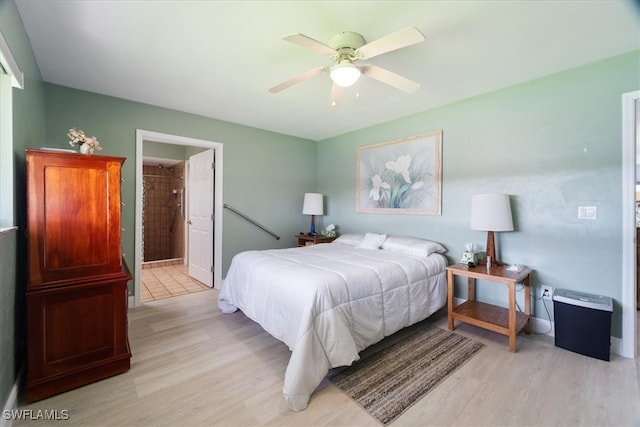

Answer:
[447,263,532,352]
[296,235,336,247]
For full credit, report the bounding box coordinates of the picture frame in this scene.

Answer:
[356,130,442,215]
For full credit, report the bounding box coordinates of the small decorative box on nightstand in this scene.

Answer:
[460,251,483,265]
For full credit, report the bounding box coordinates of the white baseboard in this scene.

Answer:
[611,336,623,357]
[1,365,24,427]
[529,315,555,336]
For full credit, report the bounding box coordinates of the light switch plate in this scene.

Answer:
[578,206,597,220]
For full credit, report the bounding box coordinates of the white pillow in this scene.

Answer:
[381,235,446,257]
[333,233,365,247]
[356,233,387,250]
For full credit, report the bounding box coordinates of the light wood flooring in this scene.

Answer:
[15,289,640,426]
[141,264,209,303]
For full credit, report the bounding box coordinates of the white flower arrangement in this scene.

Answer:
[67,128,102,152]
[320,224,337,237]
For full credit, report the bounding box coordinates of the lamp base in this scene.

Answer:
[485,230,505,266]
[309,215,316,236]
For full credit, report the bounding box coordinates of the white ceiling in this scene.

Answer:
[15,0,640,141]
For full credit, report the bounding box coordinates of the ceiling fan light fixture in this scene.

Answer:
[330,60,361,87]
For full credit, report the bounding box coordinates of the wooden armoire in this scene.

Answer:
[25,149,131,403]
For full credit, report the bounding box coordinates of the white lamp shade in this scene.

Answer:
[470,193,514,232]
[330,61,361,87]
[302,193,324,215]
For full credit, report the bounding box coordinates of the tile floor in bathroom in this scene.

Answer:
[141,263,210,303]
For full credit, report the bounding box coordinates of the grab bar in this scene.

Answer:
[224,203,280,240]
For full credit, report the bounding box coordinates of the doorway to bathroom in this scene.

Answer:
[133,130,223,308]
[140,159,208,303]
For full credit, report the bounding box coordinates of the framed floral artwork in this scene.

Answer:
[356,130,442,215]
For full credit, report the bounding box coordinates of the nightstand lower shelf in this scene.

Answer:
[451,300,529,336]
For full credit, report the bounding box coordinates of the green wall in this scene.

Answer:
[318,50,640,337]
[0,229,18,412]
[0,0,47,412]
[143,140,188,162]
[43,84,317,281]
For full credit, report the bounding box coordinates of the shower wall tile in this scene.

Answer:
[143,164,185,261]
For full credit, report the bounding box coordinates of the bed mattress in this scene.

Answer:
[218,242,447,410]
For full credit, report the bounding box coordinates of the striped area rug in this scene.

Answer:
[328,325,485,425]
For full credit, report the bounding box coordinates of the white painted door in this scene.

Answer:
[188,149,214,287]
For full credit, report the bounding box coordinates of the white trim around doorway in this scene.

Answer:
[133,130,223,308]
[621,90,639,359]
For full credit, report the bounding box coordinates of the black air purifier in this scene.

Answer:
[552,288,612,361]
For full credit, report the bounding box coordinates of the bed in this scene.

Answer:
[218,232,448,411]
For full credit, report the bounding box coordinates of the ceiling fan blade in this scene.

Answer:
[268,67,326,93]
[329,83,345,110]
[356,26,425,60]
[283,33,337,56]
[361,64,420,94]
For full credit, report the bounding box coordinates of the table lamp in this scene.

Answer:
[302,193,323,235]
[470,193,513,266]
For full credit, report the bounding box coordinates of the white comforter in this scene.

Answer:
[218,243,447,411]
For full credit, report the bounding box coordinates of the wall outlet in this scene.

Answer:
[541,285,553,300]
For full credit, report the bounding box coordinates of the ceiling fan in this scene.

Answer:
[268,26,426,106]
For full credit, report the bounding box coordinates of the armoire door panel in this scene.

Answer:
[44,165,111,269]
[43,287,115,366]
